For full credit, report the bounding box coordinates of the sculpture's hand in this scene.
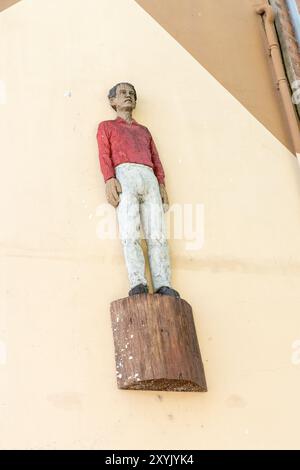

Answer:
[159,183,169,212]
[105,177,122,207]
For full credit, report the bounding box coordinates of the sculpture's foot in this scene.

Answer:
[128,283,148,296]
[156,286,180,298]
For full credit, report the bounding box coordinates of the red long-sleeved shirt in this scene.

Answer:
[96,116,165,184]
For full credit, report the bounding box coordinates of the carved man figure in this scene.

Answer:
[97,82,180,298]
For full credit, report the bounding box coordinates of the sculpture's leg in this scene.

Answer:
[115,166,147,288]
[140,171,171,292]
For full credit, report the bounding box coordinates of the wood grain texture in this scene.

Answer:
[110,294,207,392]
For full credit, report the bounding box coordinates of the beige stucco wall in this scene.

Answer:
[136,0,296,154]
[1,0,300,450]
[0,0,21,12]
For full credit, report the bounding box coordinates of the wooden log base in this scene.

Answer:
[110,294,207,392]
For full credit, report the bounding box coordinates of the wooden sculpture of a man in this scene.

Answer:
[97,82,180,298]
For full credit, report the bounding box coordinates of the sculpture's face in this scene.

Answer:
[110,83,136,112]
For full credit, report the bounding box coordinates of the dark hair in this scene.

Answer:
[108,82,137,110]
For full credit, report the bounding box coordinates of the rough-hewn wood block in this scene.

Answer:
[110,294,207,392]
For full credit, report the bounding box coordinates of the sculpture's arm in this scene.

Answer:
[149,133,165,185]
[159,183,169,213]
[149,132,169,212]
[97,122,122,207]
[97,121,115,182]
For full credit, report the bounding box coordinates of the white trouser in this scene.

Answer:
[115,162,171,291]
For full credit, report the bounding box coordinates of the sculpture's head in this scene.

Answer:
[108,82,137,112]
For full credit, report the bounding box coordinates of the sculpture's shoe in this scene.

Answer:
[128,283,149,296]
[156,286,180,298]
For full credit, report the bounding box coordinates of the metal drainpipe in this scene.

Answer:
[286,0,300,50]
[256,2,300,163]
